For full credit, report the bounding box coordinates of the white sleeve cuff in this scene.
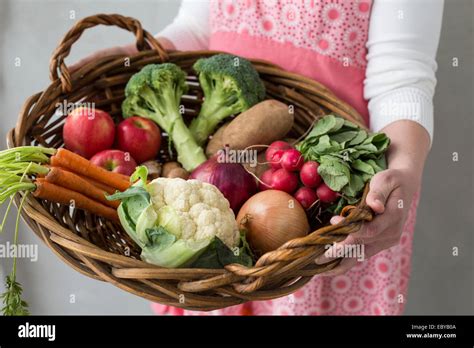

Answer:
[368,87,434,142]
[157,0,210,51]
[158,17,209,51]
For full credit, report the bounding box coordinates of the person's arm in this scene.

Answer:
[316,0,444,272]
[70,0,210,71]
[157,0,210,51]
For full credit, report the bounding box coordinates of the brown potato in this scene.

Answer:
[162,161,181,177]
[205,122,230,157]
[167,167,190,179]
[141,160,162,180]
[221,100,294,151]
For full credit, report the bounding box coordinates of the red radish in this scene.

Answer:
[281,149,304,172]
[259,169,274,191]
[271,169,298,194]
[300,161,322,188]
[316,183,339,203]
[266,141,292,169]
[269,150,284,170]
[294,187,318,209]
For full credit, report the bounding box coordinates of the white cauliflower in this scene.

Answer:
[147,178,240,249]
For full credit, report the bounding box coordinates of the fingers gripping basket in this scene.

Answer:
[8,14,373,311]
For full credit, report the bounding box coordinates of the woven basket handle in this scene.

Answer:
[49,13,168,93]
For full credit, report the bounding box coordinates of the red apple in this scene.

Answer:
[63,107,115,159]
[116,116,161,164]
[90,150,137,176]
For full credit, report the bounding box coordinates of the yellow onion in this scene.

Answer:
[237,190,309,256]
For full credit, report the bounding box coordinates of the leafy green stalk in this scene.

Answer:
[1,192,30,316]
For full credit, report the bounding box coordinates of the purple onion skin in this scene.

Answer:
[190,158,257,213]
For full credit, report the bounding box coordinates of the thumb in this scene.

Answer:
[366,170,399,214]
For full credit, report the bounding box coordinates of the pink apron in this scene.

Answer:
[152,0,420,315]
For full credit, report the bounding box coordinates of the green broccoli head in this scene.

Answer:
[189,54,266,144]
[123,63,188,121]
[121,63,206,171]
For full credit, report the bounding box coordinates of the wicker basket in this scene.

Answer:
[7,14,373,311]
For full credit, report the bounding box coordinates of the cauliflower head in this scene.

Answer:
[147,178,240,249]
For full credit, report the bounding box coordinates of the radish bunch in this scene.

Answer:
[259,141,339,209]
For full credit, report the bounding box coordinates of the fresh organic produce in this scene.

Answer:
[42,167,119,209]
[266,140,292,170]
[63,107,115,159]
[205,122,230,157]
[269,168,299,194]
[161,161,181,177]
[316,183,339,203]
[116,116,161,164]
[189,54,266,145]
[190,157,257,212]
[121,63,206,171]
[297,114,389,211]
[237,190,309,255]
[0,147,132,218]
[214,100,293,151]
[33,179,119,222]
[108,167,253,268]
[299,161,322,188]
[294,187,318,209]
[0,148,121,222]
[90,149,138,176]
[258,169,274,191]
[141,160,162,179]
[281,148,304,172]
[50,148,130,192]
[166,167,190,179]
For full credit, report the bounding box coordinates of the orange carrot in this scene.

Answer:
[80,176,116,195]
[48,165,116,194]
[50,148,130,192]
[45,167,120,209]
[33,179,119,223]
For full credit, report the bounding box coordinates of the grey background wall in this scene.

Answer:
[0,0,472,315]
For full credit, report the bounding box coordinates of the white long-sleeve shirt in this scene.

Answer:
[159,0,444,141]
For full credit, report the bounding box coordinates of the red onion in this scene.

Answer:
[190,157,257,212]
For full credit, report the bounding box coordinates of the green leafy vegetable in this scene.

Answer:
[297,115,390,212]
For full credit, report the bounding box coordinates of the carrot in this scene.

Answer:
[50,148,130,192]
[49,165,116,194]
[80,176,116,195]
[33,179,119,223]
[45,167,120,209]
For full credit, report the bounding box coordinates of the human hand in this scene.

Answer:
[315,167,420,275]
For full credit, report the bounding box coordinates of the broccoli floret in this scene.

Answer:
[122,63,206,171]
[189,54,266,145]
